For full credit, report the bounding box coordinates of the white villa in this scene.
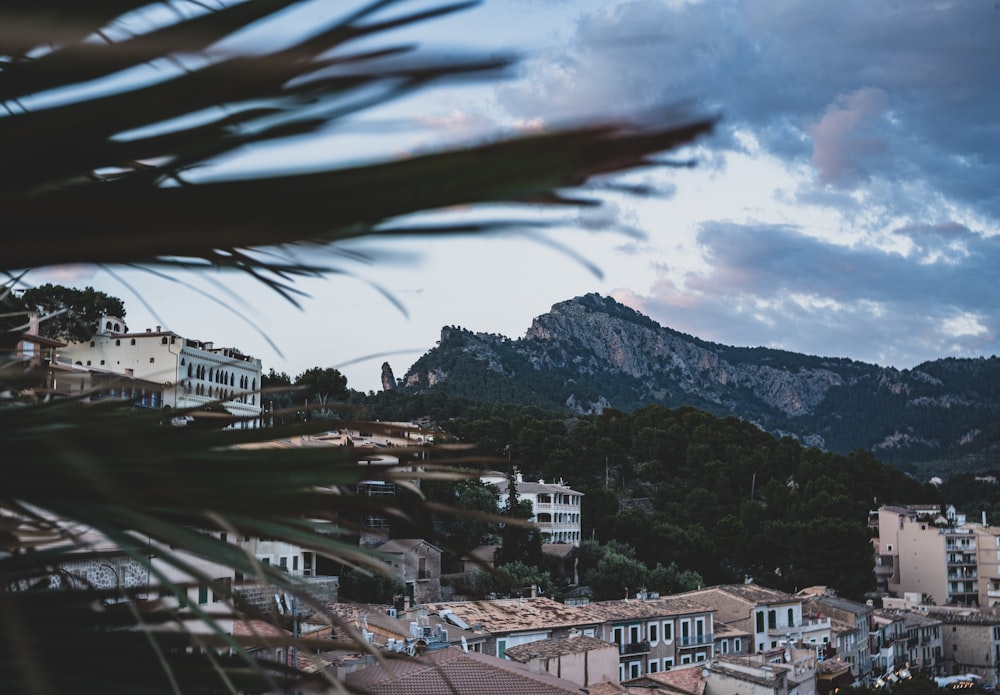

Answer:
[481,471,583,546]
[56,316,262,419]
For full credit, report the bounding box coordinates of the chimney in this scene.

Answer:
[526,651,542,673]
[530,584,537,598]
[156,325,161,332]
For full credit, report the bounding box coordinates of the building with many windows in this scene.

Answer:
[585,594,723,681]
[56,316,262,419]
[875,505,1000,607]
[482,472,583,545]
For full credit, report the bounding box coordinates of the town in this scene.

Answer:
[12,313,1000,694]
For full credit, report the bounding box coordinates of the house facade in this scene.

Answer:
[375,538,443,605]
[585,595,723,681]
[682,585,833,657]
[56,317,262,419]
[482,472,583,545]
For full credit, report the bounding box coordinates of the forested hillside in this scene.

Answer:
[357,392,940,601]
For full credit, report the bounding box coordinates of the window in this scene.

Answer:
[695,618,705,641]
[613,627,624,647]
[649,660,660,673]
[722,640,729,654]
[198,584,209,605]
[100,360,104,365]
[787,608,794,627]
[498,639,507,659]
[130,338,136,345]
[629,661,641,679]
[293,556,298,571]
[90,341,95,347]
[115,339,121,346]
[630,625,640,645]
[161,337,168,344]
[649,622,659,645]
[768,610,776,629]
[149,357,155,363]
[663,621,673,643]
[681,620,690,645]
[663,658,674,670]
[695,652,707,662]
[681,654,692,665]
[887,543,894,552]
[756,612,765,633]
[734,638,742,652]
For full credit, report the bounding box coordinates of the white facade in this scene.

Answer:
[57,317,262,418]
[482,472,584,545]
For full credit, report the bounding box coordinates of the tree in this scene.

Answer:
[495,471,544,568]
[20,284,126,343]
[0,1,712,692]
[294,367,349,418]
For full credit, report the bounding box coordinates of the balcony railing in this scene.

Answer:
[678,633,713,647]
[621,640,651,655]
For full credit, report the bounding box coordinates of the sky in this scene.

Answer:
[31,0,1000,393]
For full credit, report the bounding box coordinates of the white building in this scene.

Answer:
[481,472,583,545]
[56,316,262,419]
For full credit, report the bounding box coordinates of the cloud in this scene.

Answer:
[630,221,1000,367]
[808,87,890,187]
[496,0,1000,218]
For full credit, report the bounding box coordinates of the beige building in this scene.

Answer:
[505,633,620,689]
[877,505,1000,607]
[585,595,725,681]
[681,585,832,657]
[929,607,1000,680]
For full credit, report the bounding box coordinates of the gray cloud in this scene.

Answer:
[498,0,1000,217]
[629,221,1000,367]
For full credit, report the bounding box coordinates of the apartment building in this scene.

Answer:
[482,471,584,545]
[929,607,1000,680]
[681,584,833,657]
[798,587,873,684]
[585,595,722,681]
[876,505,1000,607]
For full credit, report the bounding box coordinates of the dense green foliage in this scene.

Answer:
[370,400,940,600]
[19,284,126,343]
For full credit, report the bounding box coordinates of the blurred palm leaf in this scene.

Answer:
[1,0,713,692]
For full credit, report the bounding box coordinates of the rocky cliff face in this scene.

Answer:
[400,294,1000,461]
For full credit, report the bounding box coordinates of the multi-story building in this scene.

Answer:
[929,607,1000,680]
[585,594,723,681]
[482,471,583,545]
[56,316,262,420]
[424,597,602,659]
[871,609,909,678]
[798,587,872,684]
[876,505,1000,607]
[681,584,833,658]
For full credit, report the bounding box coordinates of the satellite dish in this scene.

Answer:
[784,650,791,662]
[461,636,469,653]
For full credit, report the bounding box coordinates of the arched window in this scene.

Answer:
[130,338,136,345]
[89,341,95,347]
[105,321,112,330]
[187,363,193,378]
[160,337,168,344]
[115,339,121,346]
[252,378,256,390]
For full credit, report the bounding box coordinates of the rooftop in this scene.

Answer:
[585,596,715,621]
[505,635,616,662]
[344,646,588,695]
[424,597,597,634]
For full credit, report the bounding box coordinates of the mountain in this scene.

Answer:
[398,293,1000,465]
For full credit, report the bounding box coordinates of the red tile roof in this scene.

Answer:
[344,646,588,694]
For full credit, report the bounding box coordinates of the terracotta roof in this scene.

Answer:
[505,635,616,662]
[424,598,598,634]
[344,646,588,694]
[698,584,798,605]
[585,596,714,621]
[587,683,627,695]
[646,665,707,695]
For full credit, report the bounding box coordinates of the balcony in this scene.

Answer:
[678,633,713,647]
[621,640,651,655]
[768,617,831,636]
